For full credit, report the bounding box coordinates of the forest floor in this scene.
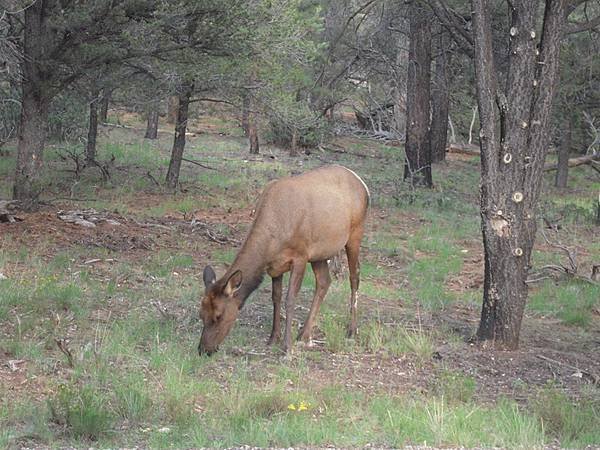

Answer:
[0,111,599,449]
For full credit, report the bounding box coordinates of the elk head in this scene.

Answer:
[198,266,243,355]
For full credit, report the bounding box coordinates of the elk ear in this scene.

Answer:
[223,270,243,297]
[203,265,216,288]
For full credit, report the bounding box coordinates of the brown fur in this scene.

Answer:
[198,165,369,355]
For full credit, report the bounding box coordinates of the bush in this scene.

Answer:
[265,108,331,150]
[48,90,89,141]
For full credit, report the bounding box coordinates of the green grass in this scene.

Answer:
[532,385,600,448]
[528,280,599,327]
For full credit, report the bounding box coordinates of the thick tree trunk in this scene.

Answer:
[145,102,159,139]
[99,89,111,122]
[13,0,51,207]
[404,3,432,187]
[166,84,193,189]
[86,87,100,164]
[472,0,567,349]
[14,87,49,205]
[555,117,571,188]
[430,31,450,163]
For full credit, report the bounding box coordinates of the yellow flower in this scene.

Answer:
[298,401,310,411]
[287,403,296,411]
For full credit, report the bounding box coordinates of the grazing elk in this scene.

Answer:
[198,165,369,355]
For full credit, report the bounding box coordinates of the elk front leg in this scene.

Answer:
[284,260,306,353]
[268,275,283,345]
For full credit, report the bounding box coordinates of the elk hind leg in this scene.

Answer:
[345,230,363,337]
[298,260,331,343]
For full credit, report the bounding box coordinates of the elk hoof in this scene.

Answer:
[297,328,312,343]
[267,334,281,346]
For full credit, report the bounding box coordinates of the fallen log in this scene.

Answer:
[544,153,599,172]
[0,200,22,223]
[447,143,480,156]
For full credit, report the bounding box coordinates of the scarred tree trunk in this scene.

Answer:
[430,30,450,163]
[145,101,159,139]
[555,117,571,188]
[13,0,51,206]
[472,0,567,349]
[86,86,100,164]
[166,83,193,189]
[404,2,432,187]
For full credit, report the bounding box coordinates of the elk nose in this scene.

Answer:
[198,343,216,356]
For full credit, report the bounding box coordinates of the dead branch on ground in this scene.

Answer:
[527,227,598,286]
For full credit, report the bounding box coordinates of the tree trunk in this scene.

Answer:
[248,109,259,154]
[472,0,567,349]
[290,128,299,156]
[430,30,450,163]
[403,2,432,187]
[13,0,51,207]
[99,89,111,122]
[555,117,571,188]
[86,86,100,164]
[394,30,409,138]
[167,96,178,124]
[166,84,193,189]
[241,92,250,137]
[145,102,159,139]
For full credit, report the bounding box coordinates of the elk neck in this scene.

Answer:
[227,227,270,308]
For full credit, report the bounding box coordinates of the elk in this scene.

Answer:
[198,165,369,355]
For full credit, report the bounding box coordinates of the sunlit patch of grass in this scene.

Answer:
[100,142,168,170]
[146,195,199,218]
[370,395,544,449]
[532,384,600,448]
[528,280,598,327]
[433,369,476,404]
[143,251,195,278]
[210,248,237,266]
[354,318,434,361]
[47,383,114,441]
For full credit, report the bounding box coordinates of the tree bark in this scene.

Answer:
[99,89,111,122]
[13,0,51,207]
[248,110,259,155]
[555,117,571,188]
[430,30,450,163]
[166,83,193,189]
[472,0,567,349]
[241,92,250,137]
[145,101,159,139]
[86,86,100,164]
[167,96,178,124]
[404,2,432,187]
